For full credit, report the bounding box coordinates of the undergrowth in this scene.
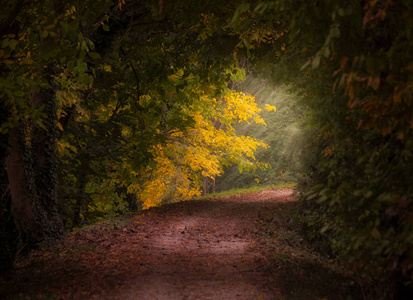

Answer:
[258,199,365,299]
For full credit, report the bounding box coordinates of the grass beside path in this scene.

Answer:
[200,183,297,199]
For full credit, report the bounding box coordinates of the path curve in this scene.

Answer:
[1,188,296,299]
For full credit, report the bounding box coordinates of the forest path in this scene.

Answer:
[1,188,358,299]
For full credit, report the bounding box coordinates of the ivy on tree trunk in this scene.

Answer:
[6,86,64,255]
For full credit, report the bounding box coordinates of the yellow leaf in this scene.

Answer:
[264,104,276,112]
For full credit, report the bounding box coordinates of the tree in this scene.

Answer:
[55,0,274,222]
[237,0,413,295]
[130,87,271,209]
[0,0,112,260]
[1,0,272,242]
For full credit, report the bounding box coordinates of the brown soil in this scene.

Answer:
[0,188,359,299]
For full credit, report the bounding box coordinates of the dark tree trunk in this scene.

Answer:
[0,107,18,271]
[5,88,64,255]
[2,0,66,260]
[72,197,84,228]
[126,191,139,212]
[31,88,64,239]
[0,184,16,272]
[5,124,38,253]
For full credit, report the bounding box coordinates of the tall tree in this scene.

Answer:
[0,0,112,258]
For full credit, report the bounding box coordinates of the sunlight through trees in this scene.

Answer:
[1,1,412,296]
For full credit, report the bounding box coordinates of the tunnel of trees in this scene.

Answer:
[1,0,412,297]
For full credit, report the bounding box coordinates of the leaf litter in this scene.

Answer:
[0,188,361,299]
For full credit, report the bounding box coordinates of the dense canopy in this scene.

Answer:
[1,0,412,297]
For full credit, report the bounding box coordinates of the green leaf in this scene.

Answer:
[77,61,88,74]
[364,190,373,198]
[317,195,328,203]
[371,228,381,240]
[320,224,329,234]
[88,52,101,59]
[81,40,88,51]
[2,38,9,48]
[102,24,110,31]
[232,3,250,24]
[254,3,267,13]
[8,39,18,50]
[70,145,78,153]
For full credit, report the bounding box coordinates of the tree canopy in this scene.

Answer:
[1,0,412,296]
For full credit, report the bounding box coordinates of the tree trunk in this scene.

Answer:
[5,88,64,255]
[202,176,216,195]
[202,177,207,196]
[0,106,18,271]
[2,0,69,258]
[31,88,64,239]
[5,124,38,253]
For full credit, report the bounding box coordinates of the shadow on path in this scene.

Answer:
[0,188,361,299]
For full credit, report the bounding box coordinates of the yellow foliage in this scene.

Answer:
[103,65,112,72]
[264,104,277,112]
[133,87,270,209]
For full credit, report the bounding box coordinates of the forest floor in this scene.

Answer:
[0,188,362,299]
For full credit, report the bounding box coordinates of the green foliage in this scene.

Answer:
[228,0,413,296]
[1,2,412,296]
[0,0,112,133]
[244,0,413,296]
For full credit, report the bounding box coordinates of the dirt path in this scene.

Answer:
[1,188,359,299]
